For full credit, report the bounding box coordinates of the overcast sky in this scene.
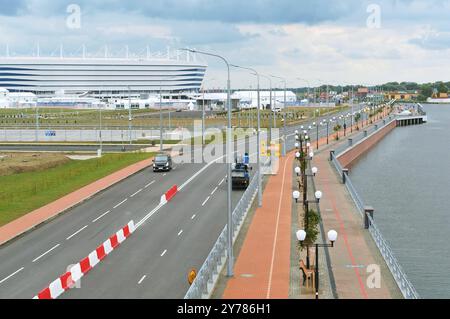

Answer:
[1,0,450,88]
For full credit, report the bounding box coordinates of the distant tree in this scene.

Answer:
[437,82,448,94]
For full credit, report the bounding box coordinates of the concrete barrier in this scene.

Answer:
[34,221,135,299]
[337,120,397,169]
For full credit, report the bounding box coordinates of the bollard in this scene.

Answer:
[364,206,375,229]
[374,124,378,130]
[330,150,335,161]
[363,130,368,137]
[342,168,349,184]
[383,119,386,125]
[348,138,353,147]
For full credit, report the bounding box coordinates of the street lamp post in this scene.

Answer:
[182,48,234,277]
[230,64,263,208]
[297,229,338,299]
[128,86,132,145]
[160,85,163,151]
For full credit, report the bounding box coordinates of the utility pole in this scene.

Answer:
[128,86,132,145]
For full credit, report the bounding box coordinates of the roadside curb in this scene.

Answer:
[0,157,154,248]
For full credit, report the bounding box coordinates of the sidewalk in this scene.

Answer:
[222,153,294,299]
[220,107,399,299]
[0,158,152,246]
[312,143,397,298]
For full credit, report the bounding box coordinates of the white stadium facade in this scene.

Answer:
[0,56,207,97]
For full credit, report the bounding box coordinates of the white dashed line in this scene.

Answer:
[211,187,218,195]
[178,230,183,236]
[113,199,127,209]
[130,189,143,198]
[92,210,110,223]
[202,196,210,207]
[163,173,167,177]
[66,225,88,240]
[32,244,60,263]
[138,275,147,285]
[160,250,167,257]
[219,178,225,186]
[145,180,155,188]
[191,214,196,220]
[0,267,24,285]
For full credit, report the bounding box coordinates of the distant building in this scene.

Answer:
[384,91,418,101]
[0,55,207,97]
[232,90,297,109]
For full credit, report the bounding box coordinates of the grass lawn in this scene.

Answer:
[0,152,154,227]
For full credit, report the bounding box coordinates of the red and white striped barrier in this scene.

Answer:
[160,185,178,205]
[33,220,135,299]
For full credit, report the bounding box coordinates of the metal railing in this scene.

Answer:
[330,142,420,299]
[184,171,259,299]
[366,215,420,299]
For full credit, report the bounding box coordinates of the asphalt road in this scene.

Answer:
[0,104,369,299]
[0,140,255,299]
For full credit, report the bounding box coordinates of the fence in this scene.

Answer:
[330,151,420,299]
[184,171,259,299]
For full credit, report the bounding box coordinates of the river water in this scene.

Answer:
[349,104,450,299]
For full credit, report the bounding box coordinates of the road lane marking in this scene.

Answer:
[202,196,210,207]
[138,275,147,285]
[163,173,167,176]
[178,230,183,236]
[113,199,127,209]
[92,210,110,223]
[130,189,143,198]
[0,267,24,285]
[145,180,155,188]
[211,186,218,195]
[32,244,60,263]
[191,214,196,220]
[66,225,88,241]
[219,178,225,186]
[160,250,167,257]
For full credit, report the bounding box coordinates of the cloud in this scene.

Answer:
[0,0,27,15]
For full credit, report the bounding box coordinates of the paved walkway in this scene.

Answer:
[313,145,395,298]
[221,106,398,299]
[222,153,294,299]
[0,158,152,246]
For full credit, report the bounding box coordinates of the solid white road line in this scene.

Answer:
[211,186,218,195]
[219,178,225,186]
[201,196,210,207]
[66,225,88,241]
[145,180,155,188]
[178,230,183,236]
[130,189,143,198]
[0,267,24,285]
[113,199,128,209]
[160,250,167,257]
[32,244,61,263]
[138,275,147,285]
[92,210,111,223]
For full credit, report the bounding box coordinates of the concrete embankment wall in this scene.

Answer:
[337,120,397,169]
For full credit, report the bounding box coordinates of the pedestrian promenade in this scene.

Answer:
[221,106,399,299]
[313,143,396,298]
[0,158,152,246]
[222,153,294,299]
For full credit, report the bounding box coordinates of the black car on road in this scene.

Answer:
[153,153,172,172]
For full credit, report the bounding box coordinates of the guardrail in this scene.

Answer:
[366,215,420,299]
[184,171,259,299]
[330,149,420,299]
